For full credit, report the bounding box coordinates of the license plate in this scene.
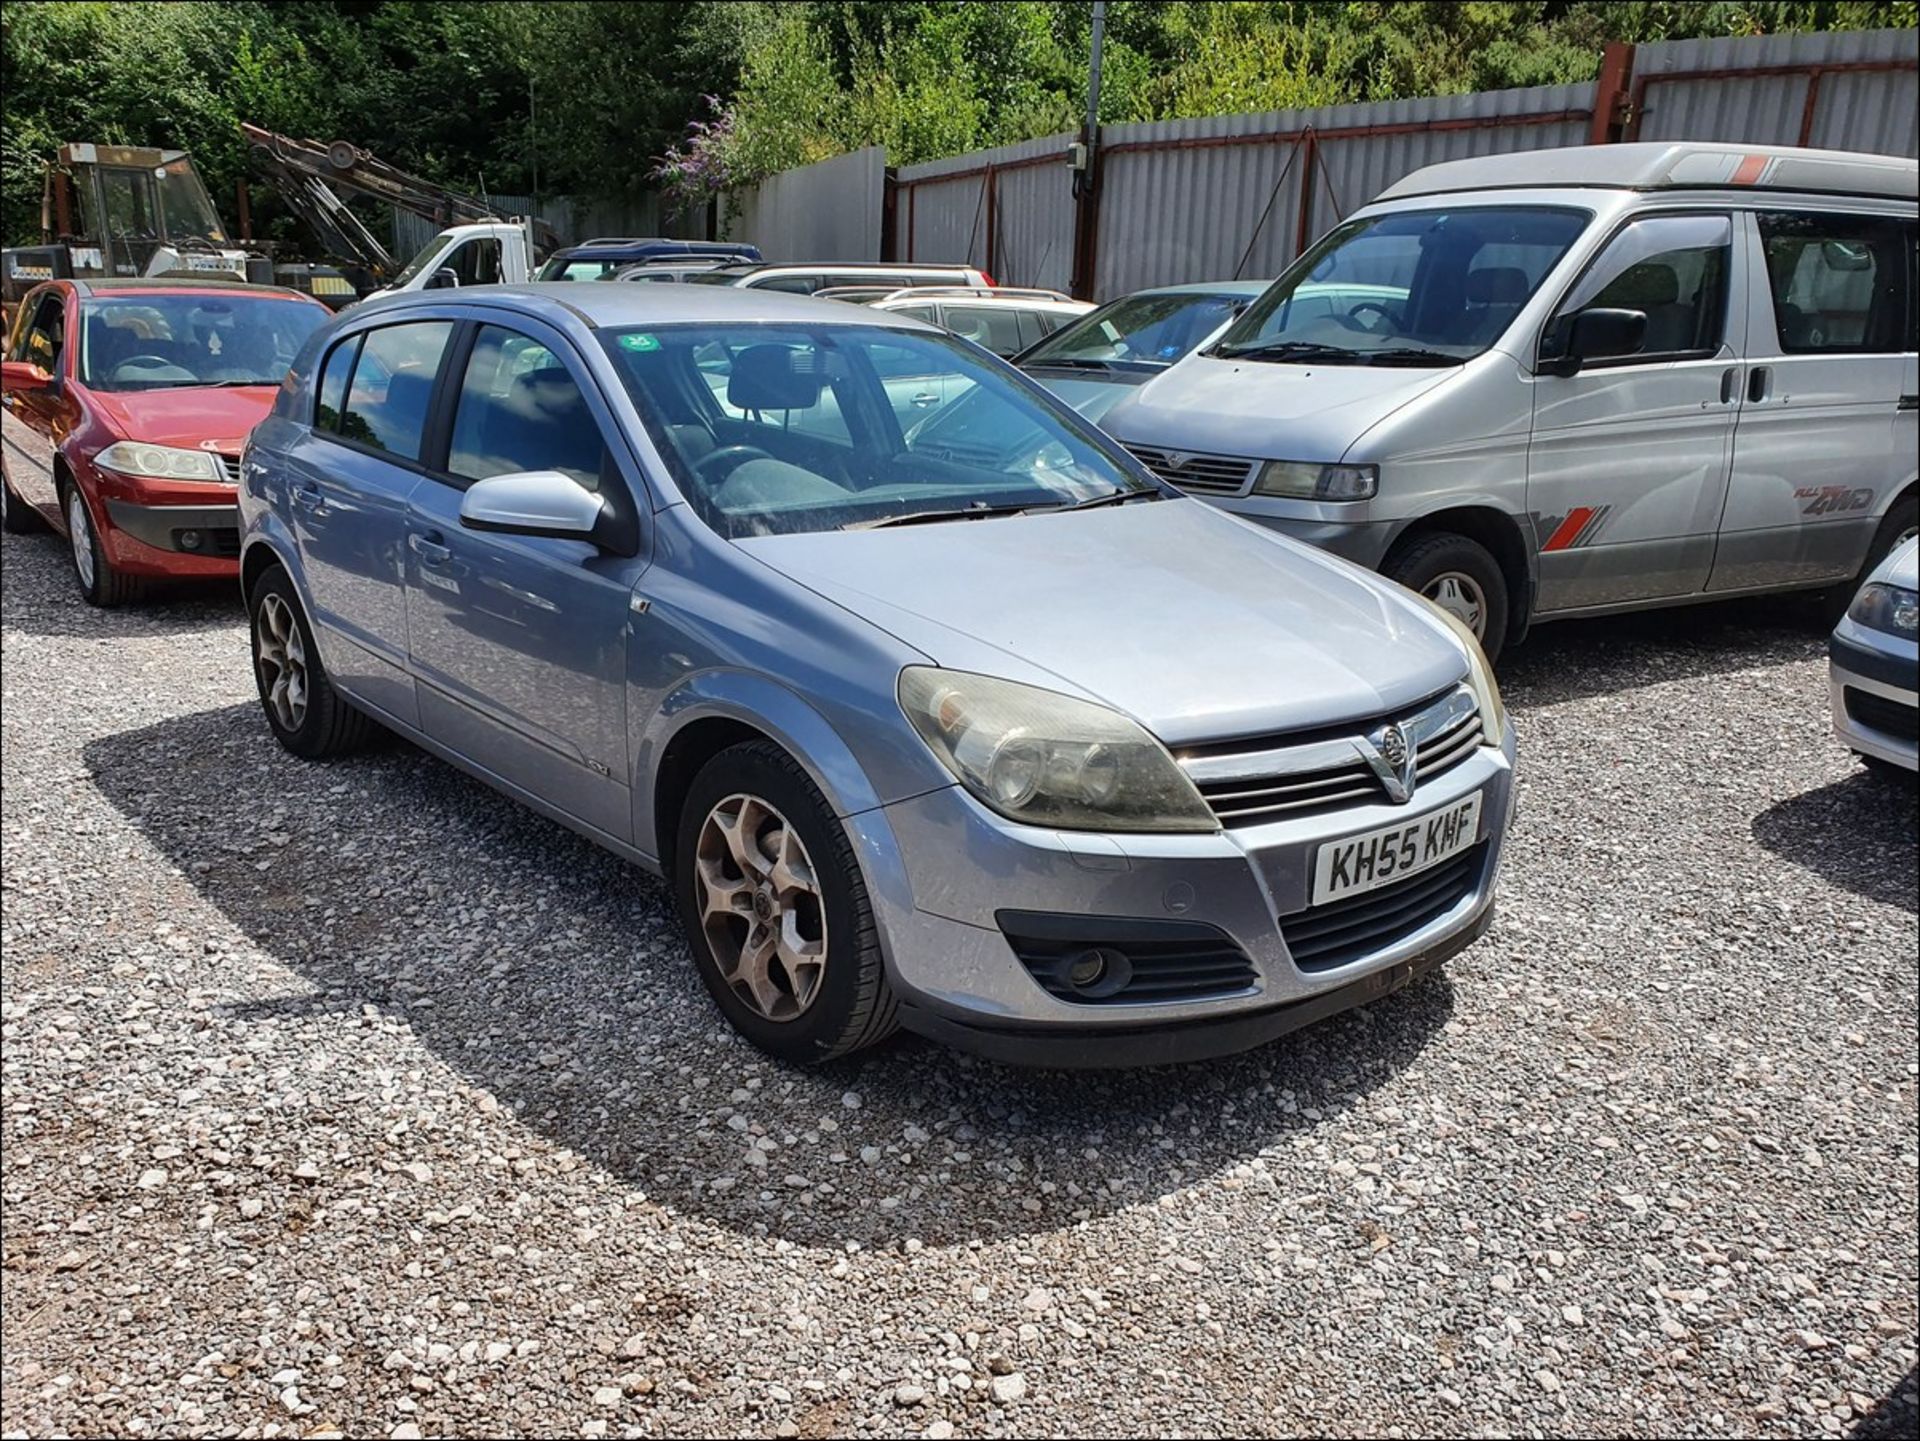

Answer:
[1311,791,1482,906]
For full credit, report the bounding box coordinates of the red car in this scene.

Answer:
[1,278,331,605]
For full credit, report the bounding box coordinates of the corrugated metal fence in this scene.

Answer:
[879,26,1917,301]
[728,148,887,262]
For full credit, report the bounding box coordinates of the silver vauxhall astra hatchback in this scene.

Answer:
[236,283,1516,1067]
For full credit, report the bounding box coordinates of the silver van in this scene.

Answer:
[1102,144,1920,659]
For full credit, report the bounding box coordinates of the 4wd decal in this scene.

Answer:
[1794,485,1873,517]
[1536,505,1614,553]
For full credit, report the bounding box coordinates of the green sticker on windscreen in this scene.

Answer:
[619,333,660,352]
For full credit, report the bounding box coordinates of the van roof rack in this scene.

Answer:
[876,286,1073,303]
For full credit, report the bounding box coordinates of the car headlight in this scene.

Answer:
[898,667,1218,833]
[94,441,226,483]
[1411,594,1507,746]
[1849,582,1919,639]
[1252,460,1377,501]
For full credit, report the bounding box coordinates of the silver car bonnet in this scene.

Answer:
[1876,536,1918,591]
[737,498,1467,745]
[1020,371,1145,423]
[1103,351,1457,463]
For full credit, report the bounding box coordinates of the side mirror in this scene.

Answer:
[459,469,605,542]
[1542,308,1648,377]
[0,359,56,393]
[424,267,460,290]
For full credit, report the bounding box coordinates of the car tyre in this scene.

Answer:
[1384,532,1509,663]
[674,740,898,1065]
[248,564,377,758]
[61,481,148,606]
[1,464,44,534]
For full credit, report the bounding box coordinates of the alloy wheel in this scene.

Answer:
[693,793,828,1022]
[67,491,95,589]
[1424,570,1488,638]
[256,592,310,732]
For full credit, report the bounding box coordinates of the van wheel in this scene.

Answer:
[674,741,897,1065]
[63,482,147,606]
[1384,532,1509,663]
[248,565,377,758]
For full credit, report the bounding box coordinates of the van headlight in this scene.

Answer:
[1848,582,1918,638]
[94,441,225,482]
[1252,461,1377,501]
[898,668,1218,833]
[1412,595,1507,745]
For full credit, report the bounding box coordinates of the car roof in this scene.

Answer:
[355,281,941,333]
[67,277,321,303]
[1381,142,1918,202]
[554,239,758,260]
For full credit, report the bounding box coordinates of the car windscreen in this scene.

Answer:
[79,295,328,392]
[1214,205,1591,365]
[601,323,1158,539]
[1020,291,1245,370]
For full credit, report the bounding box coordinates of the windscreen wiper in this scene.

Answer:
[1025,356,1125,371]
[1360,348,1467,367]
[1027,488,1165,515]
[850,501,1037,530]
[1211,341,1362,363]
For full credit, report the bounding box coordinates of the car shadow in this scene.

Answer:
[1849,1366,1920,1439]
[82,702,1459,1249]
[1,524,242,637]
[1751,771,1919,909]
[1500,592,1832,713]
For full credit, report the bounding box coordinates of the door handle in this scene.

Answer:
[1747,366,1772,403]
[1719,367,1739,404]
[910,391,940,407]
[409,531,452,567]
[292,484,325,514]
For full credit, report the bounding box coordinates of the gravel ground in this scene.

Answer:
[2,520,1915,1441]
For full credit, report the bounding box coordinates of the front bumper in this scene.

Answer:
[1206,497,1398,569]
[104,499,242,557]
[873,718,1516,1065]
[1829,624,1918,772]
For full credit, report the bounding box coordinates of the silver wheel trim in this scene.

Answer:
[256,592,310,731]
[67,491,95,589]
[1424,570,1488,637]
[693,793,828,1022]
[1897,521,1919,548]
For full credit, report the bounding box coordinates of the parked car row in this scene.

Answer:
[2,141,1913,1071]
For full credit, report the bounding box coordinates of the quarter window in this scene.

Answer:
[1544,213,1731,364]
[315,335,359,431]
[1757,211,1914,354]
[333,321,453,460]
[448,325,605,490]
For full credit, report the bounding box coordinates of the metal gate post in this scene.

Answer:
[1590,42,1636,144]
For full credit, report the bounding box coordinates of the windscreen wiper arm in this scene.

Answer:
[1027,488,1165,515]
[850,501,1037,530]
[1210,341,1362,363]
[1361,348,1467,367]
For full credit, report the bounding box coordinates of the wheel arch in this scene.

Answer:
[1385,504,1535,644]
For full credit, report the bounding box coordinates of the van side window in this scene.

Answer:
[1757,211,1914,354]
[333,322,454,460]
[314,335,360,432]
[447,325,605,490]
[1544,214,1731,364]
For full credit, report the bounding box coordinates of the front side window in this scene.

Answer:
[1542,213,1731,365]
[11,293,65,369]
[334,321,453,460]
[1758,211,1914,354]
[78,294,327,392]
[1219,205,1590,365]
[602,323,1154,539]
[448,325,604,489]
[1022,291,1244,371]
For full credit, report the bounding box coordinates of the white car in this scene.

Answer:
[852,287,1095,359]
[1830,534,1918,775]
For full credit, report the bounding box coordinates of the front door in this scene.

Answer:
[1527,211,1744,612]
[285,318,454,727]
[1709,208,1918,592]
[0,288,74,523]
[404,320,646,845]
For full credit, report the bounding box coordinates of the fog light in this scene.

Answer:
[1067,951,1106,987]
[1061,946,1132,999]
[177,529,203,551]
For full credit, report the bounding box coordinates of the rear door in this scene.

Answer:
[1709,208,1917,591]
[403,317,648,844]
[283,318,454,726]
[1527,210,1743,611]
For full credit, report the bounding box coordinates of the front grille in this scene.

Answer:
[1181,687,1483,827]
[1122,444,1259,496]
[999,911,1258,1005]
[1846,686,1919,741]
[216,453,242,484]
[1282,844,1486,972]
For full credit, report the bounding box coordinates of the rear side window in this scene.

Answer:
[754,275,818,294]
[333,321,453,460]
[447,325,605,490]
[942,304,1025,358]
[315,335,358,431]
[1758,211,1915,354]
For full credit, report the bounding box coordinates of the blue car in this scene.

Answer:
[237,283,1513,1066]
